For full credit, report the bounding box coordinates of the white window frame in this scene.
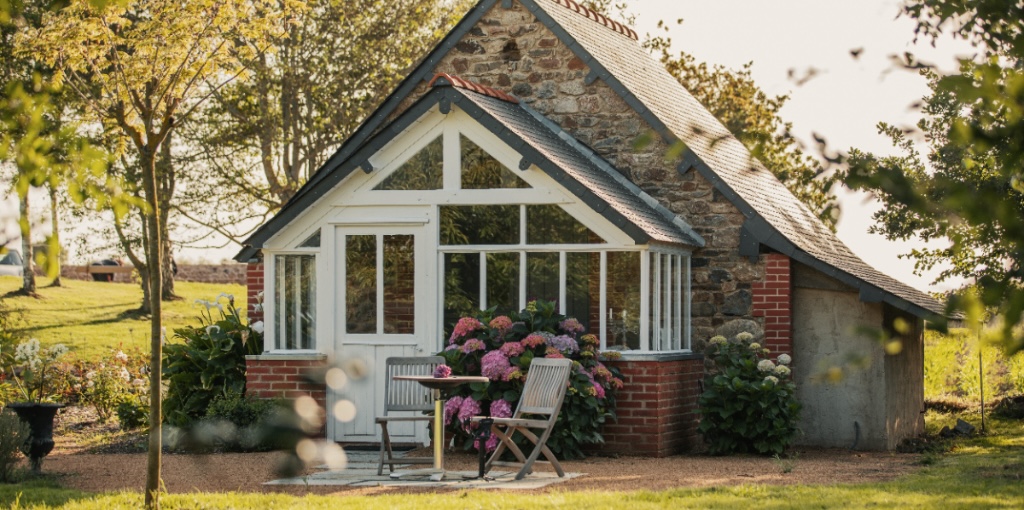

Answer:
[265,249,320,354]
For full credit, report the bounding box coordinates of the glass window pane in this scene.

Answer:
[526,205,604,244]
[346,235,377,334]
[526,252,560,304]
[606,252,641,350]
[374,136,443,190]
[299,255,316,349]
[486,252,519,315]
[383,235,415,335]
[275,254,315,350]
[461,135,530,189]
[566,252,598,333]
[439,205,520,245]
[299,230,320,248]
[444,253,480,337]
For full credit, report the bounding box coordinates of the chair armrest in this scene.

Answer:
[375,416,435,423]
[471,417,549,429]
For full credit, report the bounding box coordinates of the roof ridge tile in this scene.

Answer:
[428,73,519,104]
[548,0,638,40]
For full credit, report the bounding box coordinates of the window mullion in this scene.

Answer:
[559,251,567,315]
[639,251,650,351]
[480,252,487,310]
[599,251,607,351]
[376,235,385,335]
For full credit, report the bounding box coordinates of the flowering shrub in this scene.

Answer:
[698,333,801,455]
[5,339,69,403]
[81,348,150,423]
[164,293,263,428]
[440,300,622,459]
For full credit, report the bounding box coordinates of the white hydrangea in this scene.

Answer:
[748,342,762,351]
[709,335,727,345]
[777,353,792,366]
[114,350,129,363]
[774,365,791,377]
[757,359,776,373]
[119,367,131,381]
[735,332,754,342]
[764,375,779,385]
[45,343,68,362]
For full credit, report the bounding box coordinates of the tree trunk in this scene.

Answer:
[48,184,61,287]
[158,131,178,301]
[18,190,36,295]
[141,147,163,510]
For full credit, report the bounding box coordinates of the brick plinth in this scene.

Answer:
[246,355,327,435]
[752,253,793,358]
[594,356,704,457]
[246,262,265,324]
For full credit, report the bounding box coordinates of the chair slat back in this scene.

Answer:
[515,358,573,417]
[382,356,444,414]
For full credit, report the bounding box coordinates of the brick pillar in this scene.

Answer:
[751,253,793,358]
[245,355,328,437]
[592,355,704,457]
[246,259,264,324]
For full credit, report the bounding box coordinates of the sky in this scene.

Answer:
[2,0,980,291]
[628,0,978,292]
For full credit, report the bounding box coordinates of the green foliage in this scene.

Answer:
[0,409,28,483]
[200,391,279,451]
[440,300,623,460]
[698,334,800,456]
[4,339,68,403]
[163,294,263,428]
[842,1,1024,355]
[116,398,149,431]
[924,328,1024,401]
[72,347,149,424]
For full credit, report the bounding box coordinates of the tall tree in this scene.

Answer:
[24,2,289,506]
[843,0,1024,354]
[177,0,470,243]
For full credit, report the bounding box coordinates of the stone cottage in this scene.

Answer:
[235,0,943,454]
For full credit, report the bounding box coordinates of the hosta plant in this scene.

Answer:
[698,333,800,455]
[440,300,623,460]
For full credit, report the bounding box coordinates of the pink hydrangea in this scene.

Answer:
[461,338,486,353]
[544,348,565,358]
[433,365,452,378]
[476,434,500,453]
[444,396,464,425]
[489,398,513,418]
[458,397,481,424]
[586,373,606,399]
[504,366,524,381]
[549,334,579,354]
[489,316,513,333]
[559,318,584,334]
[580,334,599,346]
[481,350,511,381]
[522,333,547,349]
[449,317,484,344]
[500,341,525,357]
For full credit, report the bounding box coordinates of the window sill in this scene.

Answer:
[246,352,327,362]
[603,350,703,362]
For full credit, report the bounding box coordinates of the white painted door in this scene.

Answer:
[330,225,433,443]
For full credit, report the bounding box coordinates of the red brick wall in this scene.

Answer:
[752,253,793,358]
[595,356,704,457]
[246,356,328,436]
[246,262,265,324]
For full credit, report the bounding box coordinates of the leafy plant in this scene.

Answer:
[201,391,280,451]
[116,399,149,431]
[698,333,801,455]
[163,294,263,428]
[5,339,68,403]
[0,410,28,482]
[440,300,623,459]
[79,349,149,423]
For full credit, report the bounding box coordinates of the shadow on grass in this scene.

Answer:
[19,308,153,335]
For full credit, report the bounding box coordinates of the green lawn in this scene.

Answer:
[0,276,246,360]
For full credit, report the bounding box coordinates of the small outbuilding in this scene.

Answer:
[236,0,943,454]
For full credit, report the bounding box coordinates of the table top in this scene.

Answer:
[393,375,490,390]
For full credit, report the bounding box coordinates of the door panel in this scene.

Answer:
[330,225,430,444]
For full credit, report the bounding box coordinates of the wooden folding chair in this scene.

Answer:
[472,357,573,480]
[376,356,445,475]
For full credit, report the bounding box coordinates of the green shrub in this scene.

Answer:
[163,294,262,428]
[0,409,28,482]
[698,333,801,455]
[441,300,623,460]
[201,392,279,451]
[116,398,149,431]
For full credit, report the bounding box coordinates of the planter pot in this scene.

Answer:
[8,403,64,472]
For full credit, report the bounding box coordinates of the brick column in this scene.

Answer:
[246,260,264,324]
[245,354,328,437]
[593,354,704,457]
[751,253,793,357]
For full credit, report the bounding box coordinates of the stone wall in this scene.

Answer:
[57,264,246,285]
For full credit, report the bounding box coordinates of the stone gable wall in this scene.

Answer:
[395,1,766,346]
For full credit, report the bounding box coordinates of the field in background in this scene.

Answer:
[0,276,246,360]
[925,329,1024,403]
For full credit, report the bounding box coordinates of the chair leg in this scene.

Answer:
[377,422,392,475]
[514,427,564,480]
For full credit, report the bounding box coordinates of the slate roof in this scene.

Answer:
[236,0,943,320]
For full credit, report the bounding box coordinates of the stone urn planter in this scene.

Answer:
[7,403,63,472]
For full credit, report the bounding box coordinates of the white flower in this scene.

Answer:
[216,292,234,303]
[205,325,221,336]
[253,303,263,313]
[735,332,754,342]
[119,368,131,381]
[132,378,146,387]
[748,342,761,351]
[114,350,129,363]
[251,321,265,334]
[764,375,779,385]
[194,299,212,310]
[257,291,265,301]
[709,336,727,346]
[774,365,791,377]
[46,344,68,361]
[757,359,776,373]
[85,371,97,380]
[777,353,792,366]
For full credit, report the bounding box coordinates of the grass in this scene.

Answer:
[0,276,245,361]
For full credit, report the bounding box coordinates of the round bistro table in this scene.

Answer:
[390,375,490,481]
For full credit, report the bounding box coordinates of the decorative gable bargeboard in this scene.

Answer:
[239,0,942,454]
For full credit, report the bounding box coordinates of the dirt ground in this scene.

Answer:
[41,407,922,497]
